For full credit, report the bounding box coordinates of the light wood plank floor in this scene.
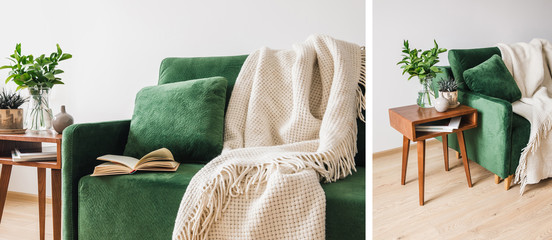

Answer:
[374,140,552,240]
[0,192,53,240]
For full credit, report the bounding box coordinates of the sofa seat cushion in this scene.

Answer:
[78,163,204,240]
[78,165,365,240]
[322,167,366,240]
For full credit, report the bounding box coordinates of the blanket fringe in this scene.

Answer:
[515,117,552,195]
[357,46,366,122]
[176,162,277,240]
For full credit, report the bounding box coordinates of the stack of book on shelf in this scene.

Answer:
[11,148,57,162]
[415,116,462,132]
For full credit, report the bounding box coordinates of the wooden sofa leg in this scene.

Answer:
[505,175,513,190]
[456,151,461,159]
[494,174,501,184]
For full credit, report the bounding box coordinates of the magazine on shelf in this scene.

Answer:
[11,148,57,162]
[415,116,462,132]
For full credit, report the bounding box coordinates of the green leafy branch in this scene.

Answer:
[0,43,72,91]
[397,40,447,83]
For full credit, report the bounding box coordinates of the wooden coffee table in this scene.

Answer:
[0,130,62,240]
[389,104,478,205]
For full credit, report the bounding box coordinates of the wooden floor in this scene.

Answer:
[373,140,552,240]
[0,192,53,240]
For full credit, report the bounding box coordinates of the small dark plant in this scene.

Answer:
[438,77,458,92]
[0,90,27,109]
[397,40,447,83]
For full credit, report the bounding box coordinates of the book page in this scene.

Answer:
[138,161,180,171]
[97,155,140,169]
[91,162,133,176]
[137,148,175,166]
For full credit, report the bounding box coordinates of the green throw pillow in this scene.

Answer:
[124,76,227,163]
[463,54,522,103]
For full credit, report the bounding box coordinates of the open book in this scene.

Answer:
[91,148,179,176]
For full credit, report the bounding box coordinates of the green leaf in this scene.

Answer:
[44,72,55,80]
[0,65,12,70]
[15,43,21,55]
[53,69,64,75]
[52,80,64,85]
[13,79,24,85]
[5,74,15,84]
[56,44,62,55]
[59,53,72,61]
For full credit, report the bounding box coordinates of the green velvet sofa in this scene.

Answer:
[433,47,530,189]
[61,55,366,239]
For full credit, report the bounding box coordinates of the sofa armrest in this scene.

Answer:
[451,90,514,178]
[62,120,130,240]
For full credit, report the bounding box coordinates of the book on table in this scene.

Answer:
[415,116,462,132]
[91,148,179,176]
[11,148,57,162]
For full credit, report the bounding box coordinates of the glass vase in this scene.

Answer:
[417,77,436,108]
[26,86,54,131]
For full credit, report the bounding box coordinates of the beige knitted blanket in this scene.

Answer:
[172,35,365,240]
[498,39,552,194]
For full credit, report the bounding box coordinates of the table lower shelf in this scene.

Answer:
[0,158,59,169]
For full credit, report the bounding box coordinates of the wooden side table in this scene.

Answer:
[389,104,478,206]
[0,130,62,240]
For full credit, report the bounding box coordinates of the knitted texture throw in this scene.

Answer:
[498,39,552,194]
[172,35,365,239]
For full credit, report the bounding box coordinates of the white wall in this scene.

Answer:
[374,0,552,152]
[0,0,365,195]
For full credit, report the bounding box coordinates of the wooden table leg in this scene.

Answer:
[401,136,410,185]
[417,140,426,206]
[37,168,46,240]
[457,131,473,187]
[52,169,61,240]
[0,164,13,223]
[442,134,449,171]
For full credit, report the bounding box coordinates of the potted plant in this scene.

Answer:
[0,90,27,130]
[438,77,459,108]
[0,43,72,131]
[397,40,447,108]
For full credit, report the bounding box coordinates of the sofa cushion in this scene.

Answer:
[323,167,366,239]
[158,55,248,111]
[448,47,501,90]
[124,77,227,163]
[463,54,522,102]
[78,163,204,240]
[78,166,365,240]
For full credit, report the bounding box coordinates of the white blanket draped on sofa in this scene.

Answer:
[498,39,552,194]
[172,35,365,239]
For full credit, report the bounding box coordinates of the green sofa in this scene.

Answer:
[61,55,366,239]
[433,47,531,189]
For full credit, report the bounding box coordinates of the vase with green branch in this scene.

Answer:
[0,43,72,131]
[397,40,447,108]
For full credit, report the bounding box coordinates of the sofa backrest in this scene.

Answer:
[158,55,366,167]
[448,47,501,91]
